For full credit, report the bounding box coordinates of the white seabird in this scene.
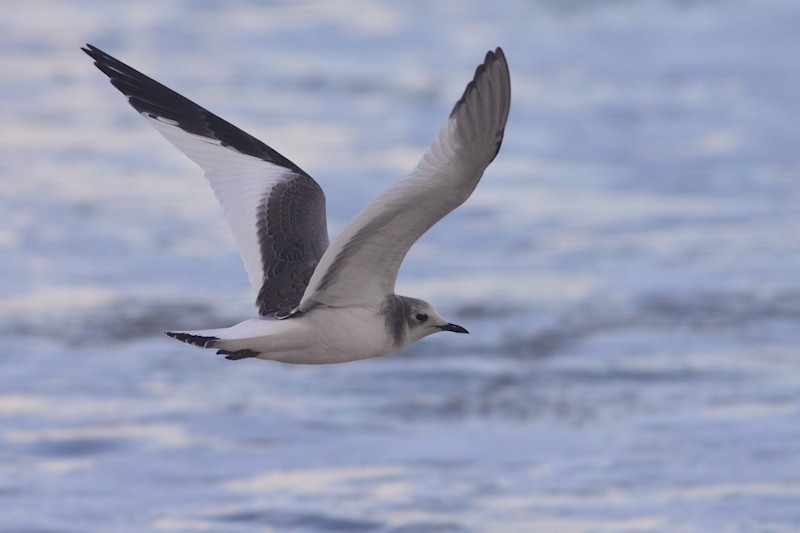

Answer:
[83,44,511,364]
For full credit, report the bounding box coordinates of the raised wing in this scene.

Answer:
[298,48,511,311]
[83,44,329,316]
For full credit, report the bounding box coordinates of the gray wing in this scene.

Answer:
[299,48,511,311]
[83,44,329,316]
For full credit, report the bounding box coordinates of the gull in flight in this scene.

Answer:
[83,44,511,364]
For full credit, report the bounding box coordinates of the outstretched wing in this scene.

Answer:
[298,48,511,311]
[83,44,329,316]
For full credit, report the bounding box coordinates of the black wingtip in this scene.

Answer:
[81,43,106,62]
[449,46,509,119]
[447,46,511,164]
[490,47,505,61]
[81,43,310,174]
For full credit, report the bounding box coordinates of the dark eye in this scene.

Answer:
[415,313,428,323]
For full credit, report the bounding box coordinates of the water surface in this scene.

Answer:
[2,1,800,531]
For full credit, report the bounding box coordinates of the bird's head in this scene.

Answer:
[392,296,468,346]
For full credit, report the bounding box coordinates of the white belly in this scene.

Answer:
[212,306,394,364]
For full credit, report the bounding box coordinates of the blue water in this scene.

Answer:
[2,1,800,531]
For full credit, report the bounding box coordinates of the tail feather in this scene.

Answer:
[165,331,220,348]
[165,318,287,360]
[216,348,260,360]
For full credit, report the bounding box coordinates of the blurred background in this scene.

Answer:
[2,1,800,531]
